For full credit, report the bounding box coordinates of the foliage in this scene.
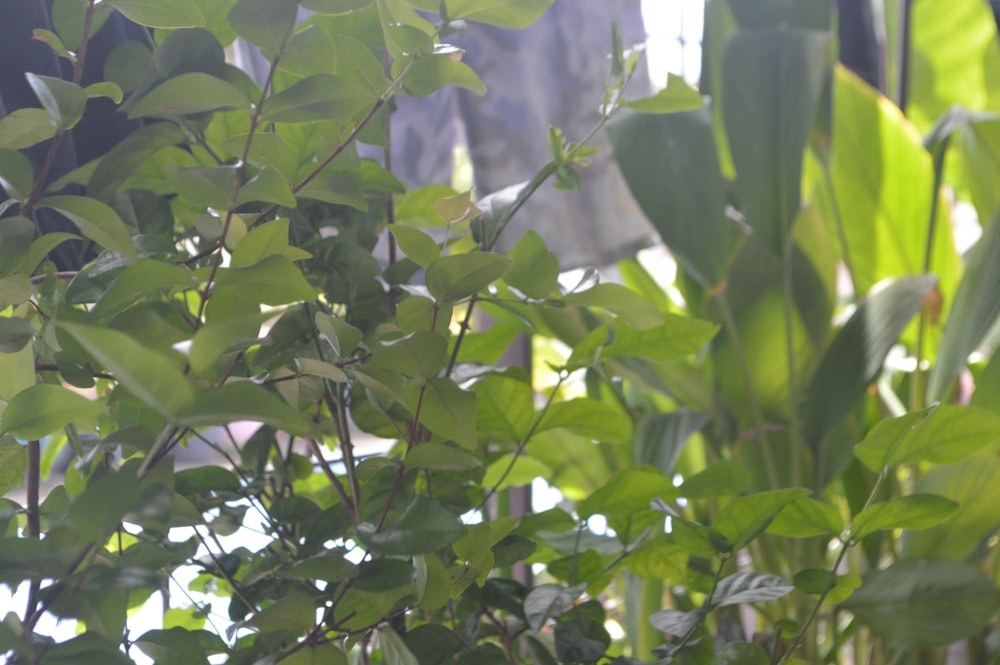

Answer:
[3,0,1000,664]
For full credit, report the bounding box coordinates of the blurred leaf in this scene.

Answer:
[1,385,104,440]
[679,461,752,499]
[625,73,704,113]
[713,489,810,550]
[176,382,318,437]
[711,642,769,665]
[850,494,959,540]
[357,497,465,555]
[0,317,35,353]
[578,466,677,520]
[841,559,995,649]
[605,315,719,361]
[389,226,439,268]
[0,217,36,274]
[0,108,57,150]
[0,149,33,200]
[635,410,709,477]
[768,497,844,537]
[107,0,205,27]
[247,590,316,633]
[564,283,665,329]
[380,626,420,665]
[426,252,512,302]
[0,441,27,496]
[854,405,1000,471]
[128,73,250,118]
[26,74,87,130]
[444,0,554,28]
[536,398,632,444]
[802,275,935,447]
[262,74,374,124]
[227,0,298,50]
[135,628,227,665]
[722,27,828,253]
[215,255,315,305]
[59,321,194,417]
[405,443,482,471]
[648,608,705,637]
[524,583,585,632]
[38,195,137,261]
[505,231,559,298]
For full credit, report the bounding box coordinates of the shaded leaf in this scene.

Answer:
[356,497,465,555]
[426,252,512,302]
[38,195,137,261]
[850,494,959,541]
[1,385,104,440]
[711,572,794,608]
[176,382,318,437]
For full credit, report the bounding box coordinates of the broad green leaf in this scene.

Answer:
[236,166,296,207]
[664,517,730,557]
[227,0,298,50]
[262,74,374,124]
[188,312,269,377]
[850,494,959,541]
[352,559,417,593]
[523,583,585,632]
[38,632,135,665]
[247,590,316,633]
[379,625,420,665]
[232,218,306,267]
[215,255,315,305]
[373,331,448,378]
[403,55,486,97]
[408,378,476,449]
[679,461,752,499]
[18,232,78,276]
[952,116,1000,223]
[0,441,27,498]
[59,321,194,417]
[831,67,960,296]
[37,195,137,261]
[563,283,666,329]
[94,260,197,315]
[425,252,512,302]
[296,357,349,383]
[625,73,704,113]
[315,312,363,358]
[841,559,995,649]
[767,497,844,537]
[578,466,677,519]
[504,231,559,299]
[0,217,36,273]
[802,275,935,447]
[176,382,318,437]
[901,451,1000,560]
[128,73,250,119]
[396,184,457,227]
[473,374,535,441]
[0,108,57,150]
[794,569,861,602]
[0,148,33,200]
[444,0,554,28]
[405,443,482,471]
[297,172,367,210]
[1,385,104,440]
[928,209,1000,401]
[33,28,73,60]
[711,572,794,608]
[106,0,206,28]
[389,226,439,268]
[167,165,239,209]
[713,488,810,550]
[88,122,187,202]
[482,454,552,489]
[83,82,123,103]
[648,608,705,637]
[0,344,35,401]
[135,628,227,665]
[224,132,298,183]
[0,317,34,353]
[375,0,434,60]
[536,398,632,444]
[605,315,719,361]
[26,74,87,130]
[635,410,709,477]
[854,405,1000,471]
[285,643,347,665]
[722,27,829,253]
[69,465,142,541]
[0,275,32,309]
[356,496,466,555]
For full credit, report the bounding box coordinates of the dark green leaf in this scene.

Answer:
[426,252,512,302]
[247,590,316,633]
[94,260,196,315]
[262,74,374,124]
[679,461,752,499]
[408,378,477,449]
[176,382,318,437]
[711,642,769,665]
[227,0,298,50]
[279,552,359,583]
[354,559,418,591]
[0,217,36,274]
[374,331,448,378]
[356,496,466,555]
[648,608,705,637]
[128,73,250,118]
[713,489,810,549]
[841,559,995,649]
[405,443,482,470]
[379,625,420,665]
[523,583,585,632]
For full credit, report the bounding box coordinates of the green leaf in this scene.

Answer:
[296,357,349,383]
[236,166,296,207]
[578,466,677,520]
[563,283,666,329]
[767,497,844,538]
[802,275,936,447]
[232,218,305,267]
[444,0,555,28]
[605,315,719,361]
[247,590,316,633]
[1,384,104,440]
[389,226,439,268]
[854,405,1000,471]
[176,382,318,437]
[301,0,372,12]
[679,461,752,499]
[482,454,552,490]
[379,625,420,665]
[356,496,466,555]
[84,82,124,103]
[405,443,482,470]
[285,643,348,665]
[902,451,1000,560]
[625,73,704,113]
[0,317,35,353]
[0,108,57,150]
[928,208,1000,402]
[106,0,206,28]
[38,633,134,665]
[262,74,375,124]
[94,260,196,315]
[408,378,477,449]
[426,252,512,302]
[850,494,959,541]
[473,373,535,441]
[227,0,298,50]
[0,148,33,200]
[315,312,363,358]
[403,54,486,97]
[297,172,368,210]
[794,569,861,602]
[18,232,78,276]
[841,559,995,649]
[504,231,559,299]
[187,312,269,377]
[648,608,705,637]
[0,217,36,274]
[37,195,137,261]
[374,332,448,379]
[0,440,28,496]
[536,398,632,444]
[69,465,142,541]
[88,122,187,202]
[59,321,194,417]
[524,583,585,632]
[722,27,829,253]
[353,559,417,592]
[127,73,251,119]
[26,74,87,130]
[713,489,810,550]
[215,255,315,305]
[135,628,227,665]
[0,275,32,310]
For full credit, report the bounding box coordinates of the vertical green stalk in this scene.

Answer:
[625,573,664,659]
